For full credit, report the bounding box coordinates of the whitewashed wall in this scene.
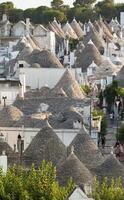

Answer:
[34,31,55,54]
[69,187,94,200]
[120,12,124,27]
[0,87,20,106]
[69,189,87,200]
[12,22,26,37]
[0,127,98,151]
[18,68,82,89]
[0,127,79,150]
[83,105,90,125]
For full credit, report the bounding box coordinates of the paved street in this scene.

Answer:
[99,116,121,155]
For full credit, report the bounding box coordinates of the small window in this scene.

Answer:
[19,64,24,68]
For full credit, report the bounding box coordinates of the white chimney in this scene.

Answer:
[26,18,30,36]
[73,120,82,129]
[0,151,7,174]
[19,72,26,99]
[2,14,7,22]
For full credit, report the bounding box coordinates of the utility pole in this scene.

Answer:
[89,97,92,136]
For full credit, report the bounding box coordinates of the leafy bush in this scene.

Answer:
[0,161,74,200]
[80,85,91,95]
[93,177,124,200]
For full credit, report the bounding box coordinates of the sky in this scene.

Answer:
[0,0,124,10]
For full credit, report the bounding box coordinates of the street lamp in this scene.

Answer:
[115,97,120,139]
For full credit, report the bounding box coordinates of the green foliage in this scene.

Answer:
[51,0,64,9]
[104,81,118,112]
[95,1,117,22]
[118,123,124,143]
[118,88,124,99]
[1,0,124,26]
[43,9,67,23]
[23,8,36,22]
[93,177,124,200]
[0,161,74,200]
[92,109,104,118]
[67,6,97,23]
[9,9,24,23]
[117,87,124,106]
[100,116,108,136]
[92,109,107,136]
[80,85,91,95]
[0,1,14,15]
[73,0,97,6]
[69,38,79,51]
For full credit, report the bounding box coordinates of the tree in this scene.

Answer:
[0,1,14,15]
[43,9,67,23]
[32,6,50,24]
[23,8,36,23]
[67,6,97,23]
[9,9,24,23]
[93,177,124,200]
[104,81,118,112]
[0,161,74,200]
[51,0,64,9]
[73,0,97,6]
[100,116,108,136]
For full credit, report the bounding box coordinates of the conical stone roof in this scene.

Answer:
[48,22,62,38]
[0,106,23,127]
[68,127,104,169]
[23,124,67,167]
[50,87,67,97]
[116,66,124,87]
[75,41,85,57]
[14,116,44,128]
[51,18,65,38]
[54,69,85,99]
[70,18,84,39]
[76,41,103,72]
[13,37,27,51]
[57,152,93,187]
[61,106,83,122]
[83,27,105,53]
[93,20,103,35]
[17,46,33,61]
[95,58,117,79]
[0,138,16,167]
[24,49,64,68]
[98,19,113,41]
[62,22,78,39]
[93,155,124,184]
[0,138,14,156]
